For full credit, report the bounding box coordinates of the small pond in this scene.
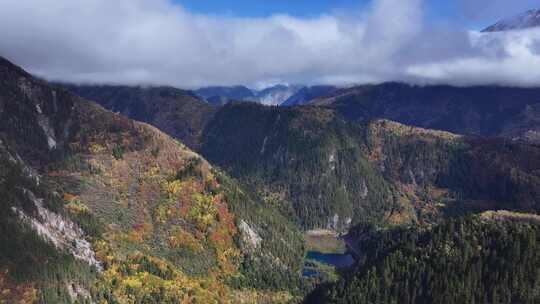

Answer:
[306,251,355,268]
[303,251,355,277]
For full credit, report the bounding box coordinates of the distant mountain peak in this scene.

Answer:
[195,84,304,106]
[194,84,338,106]
[254,84,302,106]
[482,9,540,32]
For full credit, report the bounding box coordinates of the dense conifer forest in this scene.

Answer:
[308,213,540,304]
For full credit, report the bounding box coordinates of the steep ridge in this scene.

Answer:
[62,84,217,149]
[312,82,540,143]
[0,57,75,165]
[62,85,391,229]
[0,57,305,303]
[60,84,402,229]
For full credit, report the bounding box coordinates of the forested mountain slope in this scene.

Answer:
[58,82,540,232]
[308,211,540,304]
[0,56,305,303]
[65,85,390,229]
[313,82,540,144]
[201,103,540,230]
[55,68,540,304]
[200,103,397,230]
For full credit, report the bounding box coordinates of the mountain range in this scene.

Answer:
[2,7,540,304]
[5,50,540,302]
[58,76,540,303]
[312,82,540,144]
[62,81,540,228]
[194,84,337,106]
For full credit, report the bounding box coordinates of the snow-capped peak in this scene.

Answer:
[483,9,540,32]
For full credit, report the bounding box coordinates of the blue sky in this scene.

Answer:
[174,0,535,29]
[175,0,371,18]
[176,1,457,23]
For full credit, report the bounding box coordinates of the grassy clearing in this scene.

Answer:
[304,230,346,254]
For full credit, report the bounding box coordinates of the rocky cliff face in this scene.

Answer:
[0,57,76,164]
[11,188,102,271]
[0,62,104,296]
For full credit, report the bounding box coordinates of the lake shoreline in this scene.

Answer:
[303,229,356,278]
[304,229,347,254]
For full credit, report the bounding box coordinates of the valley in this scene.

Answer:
[2,4,540,303]
[59,80,540,303]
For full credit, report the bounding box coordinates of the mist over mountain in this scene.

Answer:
[195,86,255,105]
[282,86,338,106]
[254,85,303,106]
[195,84,308,106]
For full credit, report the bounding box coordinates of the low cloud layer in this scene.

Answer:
[0,0,540,88]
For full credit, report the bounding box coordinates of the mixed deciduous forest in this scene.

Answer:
[2,47,540,303]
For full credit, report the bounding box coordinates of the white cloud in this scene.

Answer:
[0,0,539,88]
[407,29,540,86]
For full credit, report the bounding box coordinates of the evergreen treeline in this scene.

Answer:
[215,171,307,292]
[0,144,100,303]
